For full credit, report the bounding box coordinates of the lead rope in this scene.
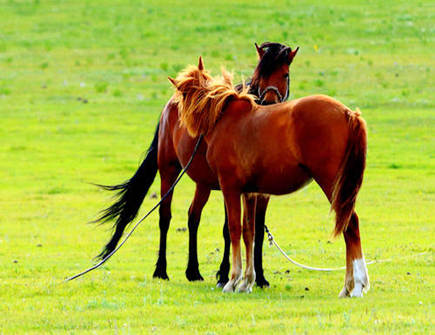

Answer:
[264,224,346,271]
[264,224,429,271]
[65,135,204,282]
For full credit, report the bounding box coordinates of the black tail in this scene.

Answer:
[94,122,160,259]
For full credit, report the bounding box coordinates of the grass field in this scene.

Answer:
[0,0,434,333]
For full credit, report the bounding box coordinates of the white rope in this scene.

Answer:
[265,227,429,272]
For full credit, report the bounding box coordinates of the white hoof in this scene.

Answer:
[350,283,364,297]
[222,275,241,293]
[339,286,350,298]
[222,281,235,293]
[237,280,253,293]
[238,270,255,293]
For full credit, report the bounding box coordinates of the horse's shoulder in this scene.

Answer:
[226,98,254,114]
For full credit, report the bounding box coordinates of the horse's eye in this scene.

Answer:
[284,73,289,79]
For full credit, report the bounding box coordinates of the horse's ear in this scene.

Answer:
[168,77,178,87]
[221,67,233,86]
[198,56,204,71]
[288,46,299,63]
[255,43,265,59]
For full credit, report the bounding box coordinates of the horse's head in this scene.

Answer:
[168,57,212,99]
[170,57,255,137]
[251,42,299,105]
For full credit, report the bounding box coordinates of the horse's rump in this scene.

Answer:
[331,109,367,236]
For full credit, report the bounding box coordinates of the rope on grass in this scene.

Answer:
[264,224,430,271]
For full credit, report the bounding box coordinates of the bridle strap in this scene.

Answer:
[257,75,290,104]
[258,86,283,103]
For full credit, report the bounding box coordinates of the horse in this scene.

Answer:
[170,61,369,297]
[94,43,299,287]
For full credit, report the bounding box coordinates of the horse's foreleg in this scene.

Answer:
[238,194,256,293]
[185,184,211,281]
[339,212,370,298]
[221,190,242,293]
[153,164,181,280]
[254,195,270,288]
[216,207,231,287]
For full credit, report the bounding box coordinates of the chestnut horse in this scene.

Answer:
[171,62,369,297]
[95,43,298,287]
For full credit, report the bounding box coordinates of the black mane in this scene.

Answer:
[235,42,292,97]
[241,42,293,102]
[255,42,292,78]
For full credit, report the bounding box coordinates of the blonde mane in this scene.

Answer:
[170,61,256,137]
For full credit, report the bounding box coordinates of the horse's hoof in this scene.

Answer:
[185,268,204,282]
[216,279,228,288]
[222,281,235,293]
[237,281,253,293]
[216,281,228,288]
[187,274,204,281]
[339,282,367,298]
[350,283,364,298]
[256,276,270,288]
[153,269,169,280]
[338,286,350,298]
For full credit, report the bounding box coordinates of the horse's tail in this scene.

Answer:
[94,121,160,259]
[331,110,367,237]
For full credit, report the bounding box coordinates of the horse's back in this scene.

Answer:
[158,97,179,167]
[289,94,351,126]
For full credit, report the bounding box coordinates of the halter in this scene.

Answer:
[257,75,290,104]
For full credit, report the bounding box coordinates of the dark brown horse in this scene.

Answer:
[171,62,369,297]
[95,43,298,287]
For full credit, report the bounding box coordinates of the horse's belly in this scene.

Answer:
[175,128,220,189]
[249,165,312,195]
[185,158,220,190]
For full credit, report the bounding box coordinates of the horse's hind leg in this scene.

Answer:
[153,163,181,280]
[216,207,231,287]
[339,212,369,298]
[254,195,270,288]
[238,194,256,293]
[185,184,211,281]
[314,174,369,297]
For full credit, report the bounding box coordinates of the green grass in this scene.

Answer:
[0,0,434,333]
